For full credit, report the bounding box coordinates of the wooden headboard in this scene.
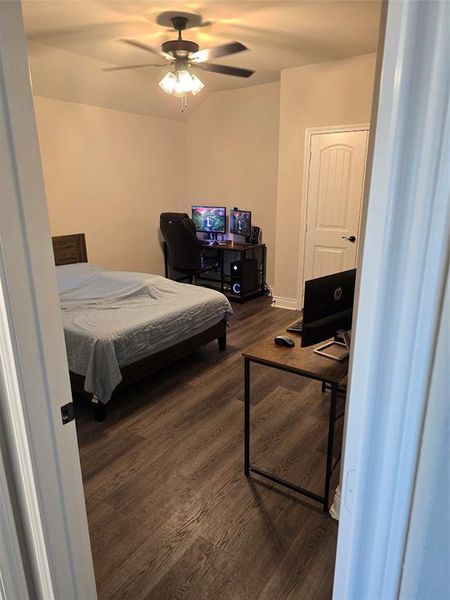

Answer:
[52,234,87,265]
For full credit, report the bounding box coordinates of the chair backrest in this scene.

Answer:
[160,212,202,274]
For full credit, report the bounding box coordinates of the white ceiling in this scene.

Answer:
[23,1,381,121]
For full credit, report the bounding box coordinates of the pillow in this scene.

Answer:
[56,263,104,293]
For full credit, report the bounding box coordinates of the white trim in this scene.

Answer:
[301,123,370,136]
[0,463,28,600]
[271,296,299,310]
[333,0,450,597]
[0,258,54,599]
[296,123,370,309]
[0,337,30,600]
[399,266,449,598]
[0,3,97,599]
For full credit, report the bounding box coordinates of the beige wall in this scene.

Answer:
[34,97,185,274]
[35,55,375,293]
[274,53,376,302]
[184,82,280,285]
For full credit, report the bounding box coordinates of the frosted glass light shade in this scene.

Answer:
[190,73,204,95]
[159,71,176,94]
[174,69,192,96]
[159,69,204,97]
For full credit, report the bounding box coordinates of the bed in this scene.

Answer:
[53,234,232,421]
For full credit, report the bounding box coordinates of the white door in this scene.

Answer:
[0,3,96,598]
[303,129,369,283]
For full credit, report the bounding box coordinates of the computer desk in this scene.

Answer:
[163,240,267,303]
[243,325,348,512]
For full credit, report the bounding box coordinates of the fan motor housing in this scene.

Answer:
[162,39,199,58]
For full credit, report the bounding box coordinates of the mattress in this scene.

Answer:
[58,265,232,404]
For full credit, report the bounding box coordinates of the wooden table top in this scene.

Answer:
[201,241,265,251]
[243,325,349,385]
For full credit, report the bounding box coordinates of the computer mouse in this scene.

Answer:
[274,335,295,348]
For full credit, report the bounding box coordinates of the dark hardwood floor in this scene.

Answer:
[75,297,341,600]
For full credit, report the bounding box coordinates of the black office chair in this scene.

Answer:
[160,212,218,284]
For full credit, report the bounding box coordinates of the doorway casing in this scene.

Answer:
[0,1,448,598]
[0,2,97,598]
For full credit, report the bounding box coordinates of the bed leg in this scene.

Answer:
[94,403,106,422]
[92,397,107,422]
[218,334,227,351]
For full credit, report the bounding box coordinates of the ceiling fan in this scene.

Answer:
[103,12,254,107]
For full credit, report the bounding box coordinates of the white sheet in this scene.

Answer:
[56,262,104,293]
[60,270,232,404]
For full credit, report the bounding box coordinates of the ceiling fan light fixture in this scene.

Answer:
[117,13,252,111]
[159,69,204,97]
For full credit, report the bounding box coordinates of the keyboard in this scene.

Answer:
[287,321,303,335]
[200,240,231,246]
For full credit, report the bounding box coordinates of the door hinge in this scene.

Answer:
[60,402,75,425]
[305,222,308,233]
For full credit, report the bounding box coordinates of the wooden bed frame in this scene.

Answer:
[52,233,227,421]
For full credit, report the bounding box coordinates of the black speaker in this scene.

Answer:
[230,259,258,297]
[245,226,261,245]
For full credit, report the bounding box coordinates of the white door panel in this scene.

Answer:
[304,130,369,282]
[312,246,346,276]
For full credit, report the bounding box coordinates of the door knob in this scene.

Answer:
[342,235,356,243]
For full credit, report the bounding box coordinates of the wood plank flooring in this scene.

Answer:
[75,298,341,600]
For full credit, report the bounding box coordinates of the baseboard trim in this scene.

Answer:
[271,296,298,310]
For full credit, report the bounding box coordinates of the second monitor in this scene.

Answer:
[230,209,252,236]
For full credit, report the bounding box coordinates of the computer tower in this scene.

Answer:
[230,259,258,297]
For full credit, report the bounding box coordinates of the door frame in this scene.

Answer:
[333,0,449,597]
[296,123,369,308]
[0,0,447,598]
[0,3,96,598]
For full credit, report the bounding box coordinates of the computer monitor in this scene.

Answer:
[191,206,226,234]
[301,269,356,359]
[230,209,252,236]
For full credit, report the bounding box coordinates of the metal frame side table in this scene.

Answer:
[243,331,348,512]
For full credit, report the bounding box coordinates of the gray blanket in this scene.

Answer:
[60,270,232,403]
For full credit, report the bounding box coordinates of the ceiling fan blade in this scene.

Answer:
[102,63,168,72]
[196,63,254,78]
[122,39,173,61]
[195,20,213,29]
[190,41,248,63]
[122,38,161,55]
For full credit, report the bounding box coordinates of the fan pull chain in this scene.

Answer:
[181,94,188,112]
